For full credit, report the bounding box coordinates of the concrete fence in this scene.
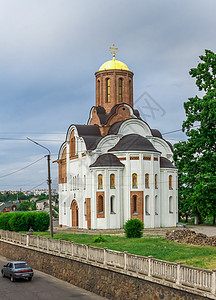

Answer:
[1,229,216,297]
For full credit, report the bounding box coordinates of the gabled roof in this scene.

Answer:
[108,134,160,153]
[89,153,124,168]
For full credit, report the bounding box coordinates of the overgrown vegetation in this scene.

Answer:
[124,219,144,238]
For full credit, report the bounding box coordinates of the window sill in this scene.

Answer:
[169,211,173,214]
[98,211,104,215]
[133,212,138,215]
[110,212,116,214]
[145,212,150,216]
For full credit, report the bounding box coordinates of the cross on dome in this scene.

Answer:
[109,44,118,60]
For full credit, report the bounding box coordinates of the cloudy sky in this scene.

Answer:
[0,0,215,191]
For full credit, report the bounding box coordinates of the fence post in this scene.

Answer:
[212,269,216,294]
[86,244,90,261]
[104,247,108,266]
[148,256,153,277]
[124,251,128,270]
[37,235,40,248]
[71,241,74,257]
[26,234,29,247]
[58,239,61,254]
[47,238,49,251]
[176,262,182,285]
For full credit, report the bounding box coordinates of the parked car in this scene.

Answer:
[1,261,34,282]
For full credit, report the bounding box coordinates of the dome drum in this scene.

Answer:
[95,69,133,112]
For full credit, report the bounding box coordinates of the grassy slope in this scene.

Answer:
[32,232,216,270]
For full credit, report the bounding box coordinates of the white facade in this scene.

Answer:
[58,117,178,229]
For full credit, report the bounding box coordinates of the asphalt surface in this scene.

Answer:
[0,255,106,300]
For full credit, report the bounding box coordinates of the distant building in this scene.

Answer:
[0,201,18,213]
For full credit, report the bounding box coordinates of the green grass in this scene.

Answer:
[30,232,216,270]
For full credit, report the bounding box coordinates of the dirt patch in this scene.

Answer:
[166,229,216,246]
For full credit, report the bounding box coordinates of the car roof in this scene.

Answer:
[9,261,27,264]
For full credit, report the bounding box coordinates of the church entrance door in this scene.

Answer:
[71,200,78,227]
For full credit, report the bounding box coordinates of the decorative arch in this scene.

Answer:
[70,200,79,227]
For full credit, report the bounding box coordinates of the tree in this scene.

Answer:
[174,49,216,224]
[17,201,31,211]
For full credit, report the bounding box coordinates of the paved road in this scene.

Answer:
[0,255,106,300]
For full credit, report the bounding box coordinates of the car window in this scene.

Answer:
[14,263,28,269]
[8,263,13,268]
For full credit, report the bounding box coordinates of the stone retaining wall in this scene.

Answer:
[0,240,213,300]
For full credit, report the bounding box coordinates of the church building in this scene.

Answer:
[57,45,178,229]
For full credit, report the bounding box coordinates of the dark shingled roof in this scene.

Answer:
[151,129,163,138]
[160,157,176,169]
[89,153,124,168]
[108,121,125,135]
[108,134,160,152]
[75,125,102,150]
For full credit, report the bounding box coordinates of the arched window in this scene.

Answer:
[98,174,103,189]
[98,195,103,213]
[145,173,149,188]
[110,196,115,213]
[110,174,115,188]
[169,175,173,189]
[97,80,100,104]
[145,195,150,215]
[70,130,75,158]
[132,173,137,188]
[155,174,158,189]
[106,78,111,103]
[119,78,123,102]
[169,196,173,213]
[155,195,158,215]
[133,195,137,214]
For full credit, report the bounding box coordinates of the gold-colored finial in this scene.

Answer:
[109,44,118,60]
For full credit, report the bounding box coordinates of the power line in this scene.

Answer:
[0,156,45,179]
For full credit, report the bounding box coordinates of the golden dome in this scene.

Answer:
[99,58,130,71]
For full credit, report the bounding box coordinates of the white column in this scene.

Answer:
[150,154,155,228]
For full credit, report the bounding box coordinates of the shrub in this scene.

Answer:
[94,234,106,243]
[0,213,12,230]
[124,218,144,238]
[0,211,50,232]
[34,212,50,231]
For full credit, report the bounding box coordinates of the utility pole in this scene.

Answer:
[27,138,53,238]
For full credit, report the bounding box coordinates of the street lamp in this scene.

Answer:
[27,137,54,238]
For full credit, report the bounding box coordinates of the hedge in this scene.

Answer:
[0,211,50,232]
